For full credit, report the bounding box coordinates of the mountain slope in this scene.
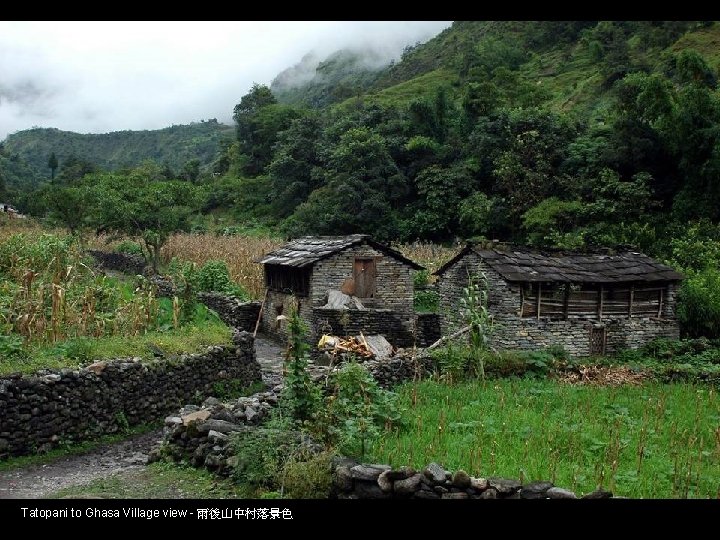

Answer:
[2,120,234,186]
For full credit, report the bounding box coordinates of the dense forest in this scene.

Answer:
[5,20,720,336]
[0,120,233,191]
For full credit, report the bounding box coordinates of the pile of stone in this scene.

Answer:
[332,459,614,499]
[150,390,279,474]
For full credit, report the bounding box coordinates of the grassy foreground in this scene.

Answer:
[367,379,720,498]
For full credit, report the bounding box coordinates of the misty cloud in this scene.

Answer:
[0,21,451,141]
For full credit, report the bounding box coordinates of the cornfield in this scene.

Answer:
[394,241,460,281]
[162,233,283,300]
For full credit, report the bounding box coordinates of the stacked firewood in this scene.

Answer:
[317,334,374,359]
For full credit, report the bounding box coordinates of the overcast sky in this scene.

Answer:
[0,21,451,141]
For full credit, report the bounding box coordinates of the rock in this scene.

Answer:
[414,487,440,499]
[547,487,577,499]
[452,470,471,489]
[582,489,613,499]
[196,419,242,433]
[385,466,415,481]
[322,290,365,310]
[245,406,258,423]
[479,488,497,499]
[350,464,391,481]
[181,410,210,426]
[354,481,388,499]
[521,481,554,499]
[394,474,422,495]
[361,335,394,360]
[423,462,447,484]
[441,492,468,499]
[203,397,221,408]
[86,361,108,375]
[377,471,393,493]
[470,477,488,491]
[164,416,182,426]
[333,466,354,492]
[433,485,448,495]
[488,477,522,496]
[207,430,229,442]
[210,409,235,423]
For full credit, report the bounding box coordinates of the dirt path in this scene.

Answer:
[0,430,161,499]
[0,335,287,499]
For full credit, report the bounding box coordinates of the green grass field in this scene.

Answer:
[367,379,720,498]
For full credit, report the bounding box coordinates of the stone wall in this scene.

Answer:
[0,332,261,459]
[86,250,147,275]
[312,308,417,348]
[331,459,612,499]
[197,293,260,332]
[438,251,680,357]
[415,313,441,347]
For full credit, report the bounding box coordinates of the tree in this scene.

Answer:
[48,152,58,180]
[43,185,90,237]
[86,171,199,272]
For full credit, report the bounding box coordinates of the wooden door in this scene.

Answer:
[353,258,376,298]
[589,326,606,356]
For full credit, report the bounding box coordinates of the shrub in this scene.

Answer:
[280,451,333,499]
[677,268,720,338]
[413,269,431,288]
[414,289,439,313]
[321,361,400,459]
[281,305,321,424]
[114,240,144,258]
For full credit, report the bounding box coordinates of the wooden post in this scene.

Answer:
[597,285,604,321]
[563,284,570,320]
[657,288,664,318]
[253,288,269,338]
[536,282,542,320]
[628,285,634,318]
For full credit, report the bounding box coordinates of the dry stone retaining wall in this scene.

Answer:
[331,459,613,499]
[0,332,261,459]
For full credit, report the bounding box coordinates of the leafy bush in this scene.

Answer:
[0,335,27,360]
[170,259,248,299]
[114,241,144,258]
[413,269,431,288]
[281,305,321,424]
[414,289,439,313]
[231,418,316,489]
[320,361,400,459]
[232,425,295,488]
[280,451,333,499]
[676,268,720,338]
[54,337,94,362]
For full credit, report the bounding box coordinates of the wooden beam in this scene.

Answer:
[563,284,570,320]
[253,288,269,338]
[628,285,634,318]
[597,285,604,321]
[536,282,542,320]
[657,288,664,318]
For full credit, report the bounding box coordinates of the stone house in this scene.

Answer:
[435,244,684,356]
[257,235,424,346]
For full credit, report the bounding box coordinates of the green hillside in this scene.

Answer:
[2,120,234,187]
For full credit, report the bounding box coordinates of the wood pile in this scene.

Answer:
[317,333,393,360]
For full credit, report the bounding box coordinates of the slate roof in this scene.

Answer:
[435,245,683,284]
[257,235,424,270]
